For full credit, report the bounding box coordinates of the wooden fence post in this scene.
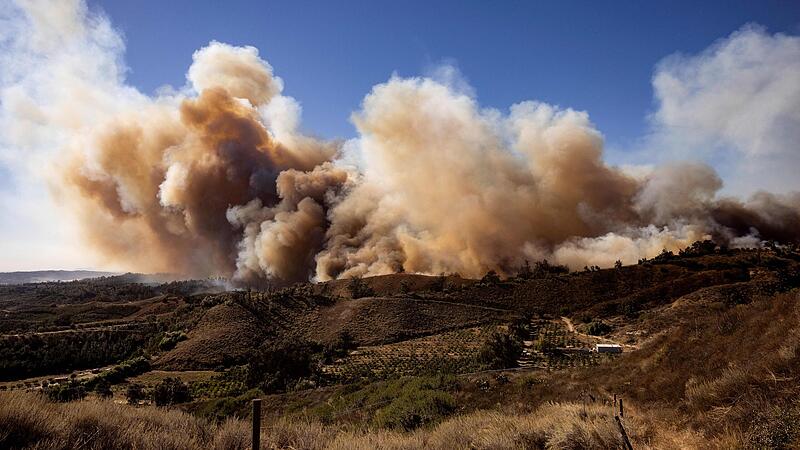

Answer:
[619,398,624,418]
[252,398,261,450]
[615,416,634,450]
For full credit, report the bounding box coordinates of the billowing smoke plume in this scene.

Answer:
[2,1,799,282]
[60,42,345,280]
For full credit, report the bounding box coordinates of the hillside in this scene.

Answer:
[1,244,800,448]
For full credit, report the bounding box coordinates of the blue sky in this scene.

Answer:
[91,0,800,150]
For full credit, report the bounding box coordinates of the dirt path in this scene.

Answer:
[561,316,637,350]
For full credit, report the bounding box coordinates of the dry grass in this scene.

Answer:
[1,391,629,450]
[0,391,231,450]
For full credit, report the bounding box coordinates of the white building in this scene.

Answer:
[595,344,622,353]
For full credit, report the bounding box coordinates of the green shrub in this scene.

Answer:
[94,380,112,398]
[323,331,357,362]
[45,380,86,402]
[309,375,457,428]
[86,356,150,388]
[126,383,145,405]
[152,377,191,406]
[478,332,522,369]
[246,340,322,393]
[373,388,455,430]
[195,388,263,422]
[157,331,188,351]
[586,321,612,336]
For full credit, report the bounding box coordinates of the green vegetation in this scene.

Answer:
[312,375,458,430]
[157,330,188,351]
[44,380,86,402]
[0,326,158,380]
[586,320,612,336]
[87,356,150,387]
[478,331,523,369]
[193,388,263,421]
[246,340,322,393]
[152,377,191,406]
[126,383,145,404]
[189,366,247,399]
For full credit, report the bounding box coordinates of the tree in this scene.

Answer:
[478,332,523,369]
[518,260,532,279]
[586,321,612,336]
[679,240,717,257]
[348,276,373,299]
[481,270,500,285]
[152,377,191,406]
[95,379,113,399]
[614,260,623,269]
[126,383,145,405]
[323,331,356,362]
[45,380,86,402]
[247,340,321,393]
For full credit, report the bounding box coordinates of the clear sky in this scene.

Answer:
[89,0,800,150]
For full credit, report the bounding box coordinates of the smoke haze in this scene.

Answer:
[2,1,799,282]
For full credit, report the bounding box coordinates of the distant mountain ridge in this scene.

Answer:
[0,270,120,285]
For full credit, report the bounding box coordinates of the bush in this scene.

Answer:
[348,276,374,299]
[373,389,455,430]
[86,356,150,389]
[368,376,457,430]
[680,240,717,257]
[323,331,357,362]
[45,380,86,402]
[126,383,145,405]
[157,331,188,351]
[246,340,322,393]
[480,270,501,285]
[196,388,263,422]
[94,380,112,399]
[586,321,612,336]
[478,332,523,369]
[152,377,191,406]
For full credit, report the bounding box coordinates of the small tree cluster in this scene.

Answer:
[246,340,322,393]
[516,260,570,279]
[348,276,374,299]
[478,332,523,369]
[152,377,191,406]
[45,380,86,402]
[679,240,718,257]
[586,321,612,336]
[323,331,357,362]
[480,270,501,285]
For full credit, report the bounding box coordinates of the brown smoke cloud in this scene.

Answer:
[55,45,800,283]
[59,42,342,281]
[3,2,798,282]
